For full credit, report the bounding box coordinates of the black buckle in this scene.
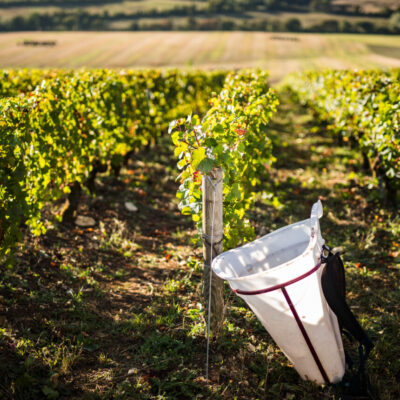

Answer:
[321,244,331,263]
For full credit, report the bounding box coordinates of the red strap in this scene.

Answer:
[231,258,330,383]
[232,260,322,296]
[281,286,330,384]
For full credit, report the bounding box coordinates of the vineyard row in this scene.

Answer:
[288,69,400,204]
[2,67,398,262]
[0,69,226,261]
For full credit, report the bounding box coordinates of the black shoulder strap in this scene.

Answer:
[321,247,378,400]
[321,251,373,353]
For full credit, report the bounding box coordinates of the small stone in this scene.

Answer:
[247,343,256,352]
[75,215,96,227]
[124,202,138,212]
[127,368,138,376]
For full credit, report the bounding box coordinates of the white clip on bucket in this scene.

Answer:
[212,200,345,384]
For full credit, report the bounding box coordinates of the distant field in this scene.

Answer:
[0,32,399,81]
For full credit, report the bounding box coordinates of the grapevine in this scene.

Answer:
[170,70,279,249]
[0,68,227,261]
[288,69,400,200]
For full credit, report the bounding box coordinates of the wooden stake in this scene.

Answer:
[202,168,224,337]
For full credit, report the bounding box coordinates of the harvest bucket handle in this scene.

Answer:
[310,200,323,240]
[310,199,323,223]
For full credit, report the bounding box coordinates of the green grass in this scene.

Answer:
[0,92,399,399]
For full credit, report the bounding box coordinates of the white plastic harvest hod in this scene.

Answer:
[212,200,345,384]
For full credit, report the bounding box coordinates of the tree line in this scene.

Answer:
[1,9,400,34]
